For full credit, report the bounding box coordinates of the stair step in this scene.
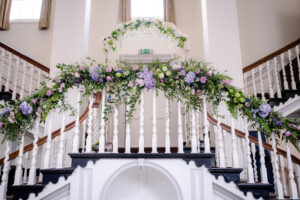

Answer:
[40,168,74,185]
[208,168,243,184]
[9,184,44,200]
[237,183,273,199]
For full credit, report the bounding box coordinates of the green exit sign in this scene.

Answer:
[139,49,153,55]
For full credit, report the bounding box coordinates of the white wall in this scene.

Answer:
[237,0,300,67]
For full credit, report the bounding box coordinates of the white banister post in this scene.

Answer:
[0,141,11,199]
[28,64,34,95]
[43,113,53,169]
[19,62,26,99]
[56,113,66,168]
[258,65,265,100]
[251,69,257,96]
[244,120,254,183]
[81,120,87,150]
[257,131,268,183]
[231,119,239,168]
[271,133,284,199]
[250,142,258,182]
[273,57,282,98]
[13,135,25,185]
[5,52,12,92]
[113,107,119,153]
[138,92,145,153]
[243,72,248,95]
[217,118,225,167]
[125,97,131,153]
[152,89,158,153]
[286,141,299,199]
[85,97,94,153]
[279,154,289,196]
[177,101,184,153]
[296,45,300,80]
[28,118,40,185]
[266,61,274,98]
[23,152,29,183]
[191,108,197,153]
[37,70,42,89]
[288,49,297,90]
[12,57,20,100]
[196,111,201,152]
[72,87,82,153]
[0,48,4,87]
[165,98,171,153]
[280,53,289,90]
[99,89,106,153]
[295,164,300,196]
[203,97,210,153]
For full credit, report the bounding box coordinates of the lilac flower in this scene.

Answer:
[113,66,119,72]
[106,67,112,72]
[79,66,84,71]
[207,70,213,76]
[160,78,164,83]
[251,109,259,118]
[280,129,286,135]
[8,117,14,124]
[0,123,3,128]
[245,103,250,108]
[185,71,196,84]
[55,78,61,84]
[76,79,81,84]
[75,72,80,78]
[58,88,63,93]
[276,121,283,126]
[258,103,271,118]
[60,83,65,88]
[136,79,145,87]
[195,68,200,74]
[46,89,53,97]
[138,67,156,89]
[200,76,207,84]
[89,66,102,82]
[20,101,33,116]
[0,108,10,116]
[106,76,112,82]
[132,65,139,71]
[180,70,186,76]
[30,99,36,104]
[285,131,291,137]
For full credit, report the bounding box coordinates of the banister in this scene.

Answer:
[0,92,101,165]
[0,42,50,73]
[243,38,300,73]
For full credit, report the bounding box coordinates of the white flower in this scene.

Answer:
[46,81,54,89]
[172,64,181,71]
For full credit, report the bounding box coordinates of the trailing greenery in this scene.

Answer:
[0,58,299,150]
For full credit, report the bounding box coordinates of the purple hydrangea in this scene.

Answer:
[30,99,36,104]
[0,108,10,116]
[258,103,271,118]
[20,101,33,116]
[138,67,156,89]
[89,66,103,82]
[276,121,283,126]
[185,71,196,84]
[251,109,259,118]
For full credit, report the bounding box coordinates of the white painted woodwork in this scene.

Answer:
[85,97,94,153]
[12,57,20,100]
[99,90,106,153]
[273,57,282,98]
[295,164,300,196]
[165,98,171,153]
[23,152,29,183]
[28,118,40,185]
[0,49,4,87]
[243,72,248,94]
[43,113,53,169]
[271,133,284,199]
[177,101,184,153]
[19,62,27,99]
[56,113,66,168]
[125,97,131,154]
[231,119,239,168]
[113,107,119,153]
[288,49,297,90]
[13,135,25,185]
[244,121,254,183]
[250,142,258,182]
[251,69,257,96]
[138,92,145,153]
[266,61,274,98]
[286,141,299,199]
[81,120,87,150]
[152,88,157,153]
[258,65,265,100]
[191,109,197,153]
[279,154,289,196]
[0,141,11,199]
[280,53,289,90]
[37,69,42,89]
[214,126,220,167]
[203,98,210,153]
[296,45,300,80]
[217,118,225,168]
[257,131,268,183]
[28,64,34,95]
[5,52,12,92]
[72,88,82,153]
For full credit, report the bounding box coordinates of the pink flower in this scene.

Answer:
[55,78,61,84]
[136,79,145,87]
[195,68,200,74]
[58,88,63,93]
[107,143,112,150]
[0,123,3,128]
[75,72,80,78]
[132,65,139,71]
[30,99,36,104]
[37,107,42,113]
[200,76,207,83]
[226,80,233,85]
[106,76,112,82]
[207,70,213,76]
[180,70,186,76]
[285,131,291,137]
[8,117,14,124]
[80,66,84,71]
[10,112,14,118]
[128,82,134,87]
[280,129,286,135]
[106,67,112,72]
[46,89,53,97]
[113,66,119,72]
[60,83,65,88]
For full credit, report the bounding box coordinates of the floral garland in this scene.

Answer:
[103,19,189,57]
[0,59,299,150]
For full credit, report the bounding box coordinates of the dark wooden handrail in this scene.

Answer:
[243,38,300,73]
[0,42,50,73]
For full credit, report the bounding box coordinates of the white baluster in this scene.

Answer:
[13,135,25,185]
[138,92,145,153]
[23,152,29,183]
[81,120,87,150]
[0,48,4,87]
[271,133,284,199]
[296,45,300,81]
[28,64,34,95]
[37,69,42,89]
[99,90,106,153]
[85,97,94,153]
[280,53,289,90]
[231,119,239,168]
[295,164,300,196]
[217,118,225,168]
[113,107,119,153]
[56,113,66,168]
[177,101,184,153]
[0,141,11,199]
[203,97,210,153]
[273,57,282,98]
[191,109,197,153]
[266,61,274,98]
[243,72,248,95]
[286,141,299,199]
[244,121,254,183]
[12,57,20,100]
[43,113,53,169]
[28,118,40,185]
[19,62,26,99]
[288,49,297,90]
[72,87,82,153]
[251,142,258,182]
[257,131,268,183]
[214,126,220,167]
[251,69,257,96]
[279,155,289,196]
[196,111,201,152]
[258,65,265,100]
[165,99,171,153]
[5,52,12,92]
[125,97,131,153]
[152,89,157,153]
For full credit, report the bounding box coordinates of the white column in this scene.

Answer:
[258,65,265,100]
[266,61,274,98]
[271,133,284,199]
[257,131,268,183]
[125,97,131,154]
[191,109,197,153]
[244,121,254,183]
[280,53,289,90]
[273,57,282,98]
[251,142,258,182]
[279,154,289,196]
[13,135,25,185]
[43,113,53,169]
[56,113,66,168]
[28,118,40,185]
[5,52,12,92]
[12,57,20,100]
[138,92,145,153]
[203,97,210,153]
[177,101,184,153]
[85,97,94,153]
[0,141,11,199]
[286,141,299,199]
[288,49,297,90]
[152,88,157,153]
[113,107,119,153]
[217,118,225,168]
[165,99,171,153]
[72,88,82,153]
[99,90,106,153]
[231,119,239,168]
